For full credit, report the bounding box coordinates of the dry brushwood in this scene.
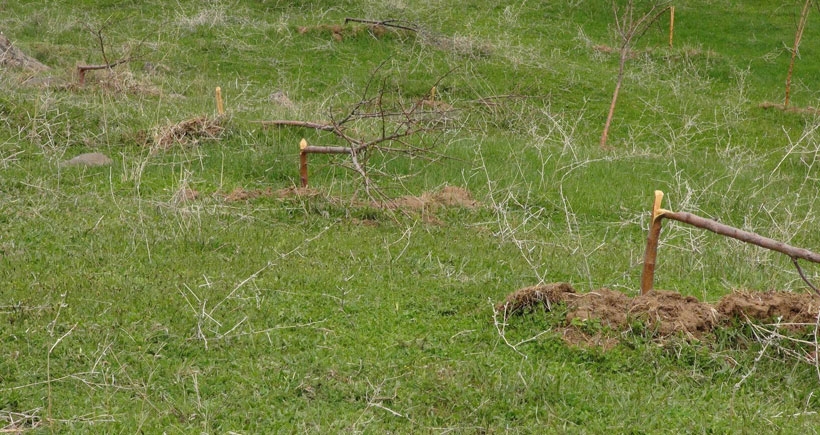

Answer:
[343,17,418,33]
[255,65,458,196]
[495,282,575,314]
[151,116,224,152]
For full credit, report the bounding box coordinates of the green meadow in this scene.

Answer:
[3,0,820,432]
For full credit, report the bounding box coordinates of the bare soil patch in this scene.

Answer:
[222,186,320,202]
[498,283,820,345]
[380,186,479,210]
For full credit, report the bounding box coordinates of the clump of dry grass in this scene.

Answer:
[495,282,575,314]
[1,409,42,433]
[150,115,225,152]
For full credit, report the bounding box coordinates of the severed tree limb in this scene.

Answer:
[640,190,820,295]
[77,57,130,85]
[258,66,455,197]
[660,210,820,264]
[77,21,136,85]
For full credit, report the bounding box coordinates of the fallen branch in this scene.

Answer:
[759,101,820,115]
[76,20,145,85]
[253,120,335,131]
[641,190,820,295]
[343,17,418,32]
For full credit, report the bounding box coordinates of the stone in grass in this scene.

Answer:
[59,152,113,167]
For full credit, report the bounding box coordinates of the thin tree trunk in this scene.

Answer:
[785,0,812,107]
[600,47,627,149]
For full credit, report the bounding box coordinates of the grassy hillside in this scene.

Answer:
[3,0,820,432]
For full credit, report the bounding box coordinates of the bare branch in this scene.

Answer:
[792,257,820,296]
[254,66,456,195]
[343,17,418,32]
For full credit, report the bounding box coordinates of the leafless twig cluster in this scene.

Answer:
[257,64,458,198]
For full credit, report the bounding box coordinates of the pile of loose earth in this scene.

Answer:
[498,283,820,345]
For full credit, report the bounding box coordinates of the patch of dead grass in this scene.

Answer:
[150,115,225,152]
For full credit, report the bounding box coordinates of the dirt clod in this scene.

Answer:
[0,34,49,71]
[717,291,820,325]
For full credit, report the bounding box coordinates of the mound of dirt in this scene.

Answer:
[498,283,820,344]
[383,186,479,210]
[0,34,49,71]
[717,291,820,326]
[627,290,721,337]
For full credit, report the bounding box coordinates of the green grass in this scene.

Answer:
[4,0,820,432]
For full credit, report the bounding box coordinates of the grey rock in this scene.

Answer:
[60,152,113,167]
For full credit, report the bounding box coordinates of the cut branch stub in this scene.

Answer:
[298,138,355,188]
[640,190,820,295]
[300,138,308,187]
[216,87,224,115]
